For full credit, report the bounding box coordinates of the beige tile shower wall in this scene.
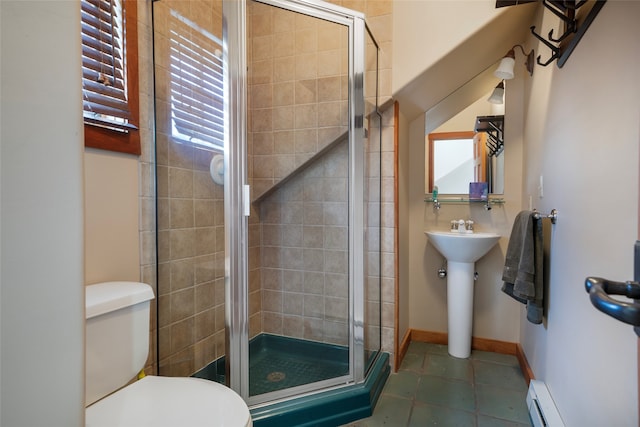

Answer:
[363,111,382,356]
[247,0,396,363]
[379,105,396,365]
[361,105,395,362]
[258,141,350,346]
[248,207,263,338]
[152,0,226,377]
[247,1,349,199]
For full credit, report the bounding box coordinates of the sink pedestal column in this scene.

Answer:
[446,261,475,358]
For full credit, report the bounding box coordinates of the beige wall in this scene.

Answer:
[83,0,157,374]
[392,1,537,121]
[433,95,498,134]
[420,71,524,342]
[84,150,140,284]
[520,3,639,425]
[399,29,526,347]
[404,110,525,343]
[83,1,156,288]
[392,0,498,94]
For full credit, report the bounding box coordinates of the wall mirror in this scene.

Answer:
[428,131,484,194]
[424,68,506,196]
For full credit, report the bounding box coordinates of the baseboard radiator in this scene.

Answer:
[527,380,565,427]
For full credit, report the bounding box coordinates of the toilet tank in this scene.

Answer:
[85,282,155,406]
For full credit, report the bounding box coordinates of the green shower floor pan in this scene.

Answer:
[249,334,349,394]
[194,334,349,395]
[193,333,390,427]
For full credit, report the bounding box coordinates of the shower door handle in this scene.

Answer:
[243,185,251,217]
[585,277,640,326]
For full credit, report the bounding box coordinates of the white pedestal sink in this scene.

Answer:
[425,231,500,358]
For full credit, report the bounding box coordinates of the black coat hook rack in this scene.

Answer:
[531,0,606,68]
[475,115,504,157]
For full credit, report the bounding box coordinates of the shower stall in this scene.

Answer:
[153,0,386,422]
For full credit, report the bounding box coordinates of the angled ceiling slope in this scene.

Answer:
[424,64,497,135]
[393,2,538,121]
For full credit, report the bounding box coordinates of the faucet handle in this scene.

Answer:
[465,220,474,231]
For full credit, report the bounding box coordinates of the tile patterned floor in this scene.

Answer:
[343,342,532,427]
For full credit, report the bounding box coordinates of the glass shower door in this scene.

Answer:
[363,26,382,375]
[153,0,228,380]
[244,0,352,401]
[224,0,375,404]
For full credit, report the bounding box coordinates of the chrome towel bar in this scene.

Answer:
[533,208,558,224]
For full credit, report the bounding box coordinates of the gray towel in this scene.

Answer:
[502,210,544,324]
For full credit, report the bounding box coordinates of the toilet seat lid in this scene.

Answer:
[86,376,252,427]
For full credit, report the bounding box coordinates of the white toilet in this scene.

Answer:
[85,281,252,427]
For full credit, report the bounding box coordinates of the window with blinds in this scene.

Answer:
[81,0,140,155]
[169,11,224,150]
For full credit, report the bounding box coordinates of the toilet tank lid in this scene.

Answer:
[86,282,155,319]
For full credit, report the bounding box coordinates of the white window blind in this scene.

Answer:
[81,0,136,131]
[170,11,224,149]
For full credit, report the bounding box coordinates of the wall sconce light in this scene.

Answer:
[487,81,505,104]
[494,45,535,80]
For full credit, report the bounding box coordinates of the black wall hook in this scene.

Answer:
[529,0,606,68]
[542,0,575,26]
[530,26,561,66]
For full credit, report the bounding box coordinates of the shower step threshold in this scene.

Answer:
[250,351,390,427]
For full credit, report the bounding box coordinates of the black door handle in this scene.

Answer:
[585,277,640,326]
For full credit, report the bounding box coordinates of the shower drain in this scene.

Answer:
[266,371,286,382]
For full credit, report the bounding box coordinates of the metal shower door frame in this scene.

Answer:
[223,0,367,405]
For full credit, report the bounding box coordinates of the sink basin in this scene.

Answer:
[425,231,500,263]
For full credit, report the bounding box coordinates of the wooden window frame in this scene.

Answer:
[427,131,476,193]
[83,0,140,155]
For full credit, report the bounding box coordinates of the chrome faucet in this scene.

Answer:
[451,219,473,233]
